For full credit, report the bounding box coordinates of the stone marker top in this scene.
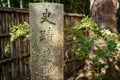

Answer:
[29,3,63,29]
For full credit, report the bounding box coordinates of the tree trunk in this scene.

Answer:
[90,0,119,34]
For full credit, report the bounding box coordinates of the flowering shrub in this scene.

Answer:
[67,16,120,79]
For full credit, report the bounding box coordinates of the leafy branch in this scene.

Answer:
[67,16,120,65]
[10,22,29,42]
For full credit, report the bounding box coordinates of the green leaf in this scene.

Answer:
[10,22,29,42]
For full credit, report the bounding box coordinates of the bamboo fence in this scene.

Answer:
[0,7,84,80]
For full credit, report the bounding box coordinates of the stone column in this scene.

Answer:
[29,3,64,80]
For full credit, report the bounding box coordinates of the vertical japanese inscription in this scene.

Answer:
[39,27,53,43]
[39,27,54,79]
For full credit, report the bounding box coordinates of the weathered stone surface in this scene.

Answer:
[29,3,64,80]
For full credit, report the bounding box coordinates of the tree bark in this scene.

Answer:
[90,0,119,33]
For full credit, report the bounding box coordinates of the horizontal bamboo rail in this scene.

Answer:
[0,33,10,37]
[0,7,28,13]
[0,53,30,64]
